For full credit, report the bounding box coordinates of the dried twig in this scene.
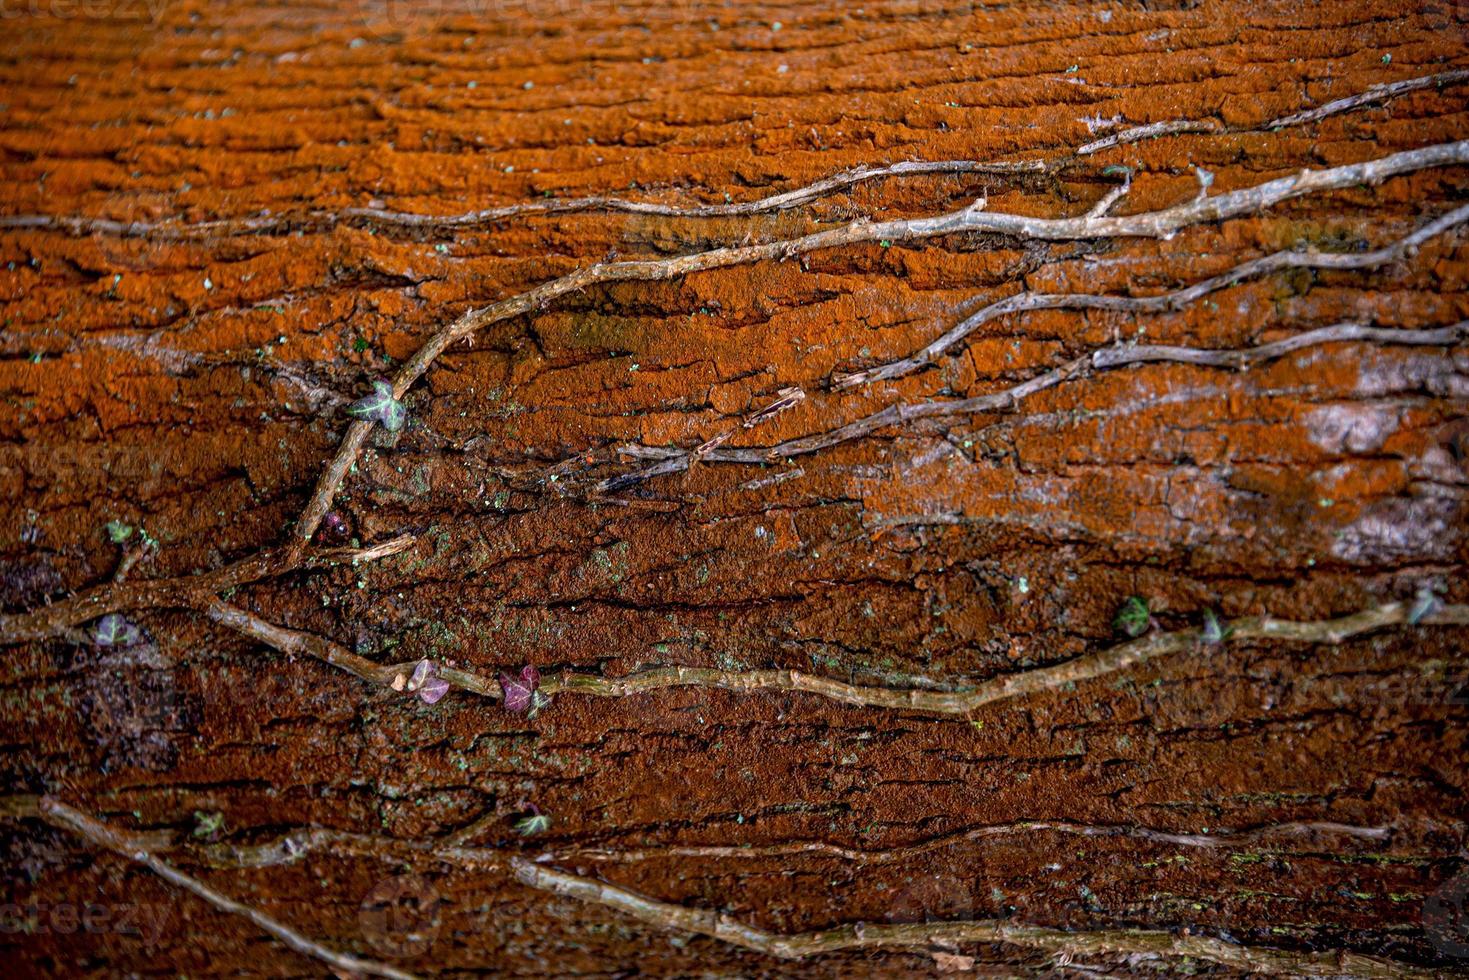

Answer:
[510,858,1435,976]
[12,797,418,980]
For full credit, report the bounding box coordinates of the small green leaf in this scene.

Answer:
[92,613,142,648]
[1408,586,1442,626]
[346,380,408,431]
[1201,608,1229,644]
[192,810,225,839]
[381,397,407,432]
[1113,596,1150,638]
[515,813,551,836]
[105,520,134,544]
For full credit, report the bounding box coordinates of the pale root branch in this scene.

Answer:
[0,550,284,645]
[1077,118,1222,156]
[1,799,505,872]
[605,319,1468,489]
[1265,68,1469,129]
[11,796,1407,876]
[549,819,1399,865]
[0,535,412,645]
[510,858,1437,976]
[8,797,1437,977]
[304,532,418,568]
[0,56,1465,980]
[6,793,1441,977]
[4,71,1463,238]
[1079,68,1469,156]
[197,827,507,873]
[187,819,1403,871]
[537,602,1469,713]
[0,160,1045,238]
[2,139,1466,644]
[204,600,501,698]
[325,140,1469,518]
[834,202,1469,389]
[204,597,1468,717]
[24,798,419,980]
[1083,171,1132,217]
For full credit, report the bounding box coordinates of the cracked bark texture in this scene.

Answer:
[2,0,1469,976]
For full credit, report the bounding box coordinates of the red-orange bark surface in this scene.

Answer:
[2,0,1469,976]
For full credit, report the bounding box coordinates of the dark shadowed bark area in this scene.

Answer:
[2,0,1469,976]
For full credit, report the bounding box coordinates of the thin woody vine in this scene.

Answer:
[3,70,1469,978]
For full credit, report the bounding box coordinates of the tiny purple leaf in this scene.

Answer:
[418,675,451,705]
[500,665,541,714]
[407,658,433,692]
[500,673,532,713]
[92,613,141,648]
[345,395,384,421]
[318,510,351,542]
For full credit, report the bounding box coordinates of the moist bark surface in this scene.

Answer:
[2,1,1468,976]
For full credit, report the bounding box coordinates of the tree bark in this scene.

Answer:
[2,0,1468,976]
